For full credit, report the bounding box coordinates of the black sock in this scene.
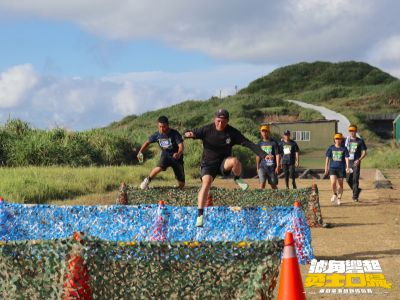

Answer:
[234,175,240,181]
[148,176,152,182]
[334,193,337,196]
[198,209,204,216]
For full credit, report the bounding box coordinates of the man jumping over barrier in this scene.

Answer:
[184,108,268,227]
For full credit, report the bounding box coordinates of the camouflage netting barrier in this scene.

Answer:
[120,185,324,227]
[0,200,313,264]
[0,236,284,299]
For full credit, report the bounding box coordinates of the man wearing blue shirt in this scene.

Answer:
[137,116,185,189]
[256,124,281,189]
[279,130,300,189]
[345,124,367,202]
[324,133,350,205]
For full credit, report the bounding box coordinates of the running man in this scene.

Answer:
[184,109,268,227]
[137,116,185,189]
[256,124,281,189]
[279,130,300,189]
[324,133,350,205]
[344,124,367,202]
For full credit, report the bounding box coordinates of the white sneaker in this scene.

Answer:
[330,194,337,203]
[140,177,150,190]
[337,198,341,206]
[234,178,249,191]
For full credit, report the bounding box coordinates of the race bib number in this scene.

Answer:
[332,151,343,161]
[348,142,357,160]
[261,145,272,154]
[283,145,291,155]
[159,138,172,149]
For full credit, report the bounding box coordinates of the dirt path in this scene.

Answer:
[215,176,400,299]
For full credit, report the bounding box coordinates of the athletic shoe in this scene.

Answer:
[196,215,203,227]
[330,194,337,203]
[140,177,150,190]
[336,197,341,206]
[357,188,362,199]
[235,178,249,191]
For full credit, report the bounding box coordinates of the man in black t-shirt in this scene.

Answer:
[185,108,267,227]
[137,116,185,189]
[344,124,367,201]
[279,130,300,189]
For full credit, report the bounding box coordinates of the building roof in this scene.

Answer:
[270,119,338,125]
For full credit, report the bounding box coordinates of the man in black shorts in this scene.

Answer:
[185,109,268,227]
[137,116,185,189]
[279,130,300,189]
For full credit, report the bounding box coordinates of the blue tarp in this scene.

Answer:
[0,201,314,263]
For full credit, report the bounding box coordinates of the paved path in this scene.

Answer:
[286,99,351,134]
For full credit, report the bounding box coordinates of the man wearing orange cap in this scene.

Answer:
[256,124,281,189]
[344,124,367,201]
[324,133,350,205]
[185,109,269,227]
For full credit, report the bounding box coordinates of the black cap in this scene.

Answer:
[284,130,291,135]
[215,108,229,120]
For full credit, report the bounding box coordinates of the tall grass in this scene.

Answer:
[0,165,180,204]
[0,119,140,166]
[362,144,400,169]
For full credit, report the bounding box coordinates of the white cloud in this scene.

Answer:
[0,63,271,130]
[0,64,38,108]
[112,83,141,116]
[0,0,398,63]
[367,35,400,78]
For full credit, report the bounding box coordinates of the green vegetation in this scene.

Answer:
[363,144,400,169]
[0,119,139,166]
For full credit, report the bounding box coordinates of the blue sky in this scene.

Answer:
[0,0,399,130]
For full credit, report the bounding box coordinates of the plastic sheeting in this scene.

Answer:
[0,200,314,264]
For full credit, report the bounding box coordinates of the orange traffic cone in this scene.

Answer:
[63,232,91,300]
[278,232,306,300]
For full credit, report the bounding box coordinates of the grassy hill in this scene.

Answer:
[241,61,400,141]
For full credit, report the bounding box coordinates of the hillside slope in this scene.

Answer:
[240,61,400,140]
